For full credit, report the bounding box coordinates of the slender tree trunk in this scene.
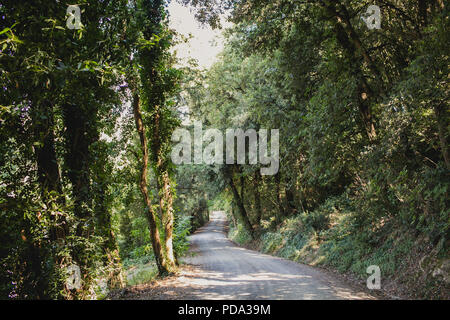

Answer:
[161,171,176,268]
[31,99,64,298]
[34,100,62,195]
[275,172,285,221]
[132,93,170,275]
[62,101,98,298]
[152,105,177,271]
[253,170,262,226]
[321,1,379,141]
[63,103,93,237]
[336,3,382,80]
[34,99,67,240]
[240,175,252,224]
[230,203,238,228]
[133,0,177,272]
[225,166,254,238]
[240,175,245,200]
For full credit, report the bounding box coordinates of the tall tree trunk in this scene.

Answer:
[230,202,238,228]
[134,0,177,273]
[132,93,171,275]
[225,166,254,238]
[253,170,263,226]
[62,102,96,298]
[63,103,93,237]
[31,98,64,298]
[240,175,245,201]
[34,99,67,239]
[34,100,62,195]
[275,172,285,221]
[321,1,379,141]
[161,171,176,268]
[152,105,177,271]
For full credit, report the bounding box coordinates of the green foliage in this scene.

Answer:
[173,215,192,256]
[0,0,191,298]
[229,223,252,246]
[183,0,449,299]
[1,0,448,299]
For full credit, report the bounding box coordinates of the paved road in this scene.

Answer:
[182,211,374,300]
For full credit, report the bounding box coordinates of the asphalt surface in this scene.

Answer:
[181,211,374,300]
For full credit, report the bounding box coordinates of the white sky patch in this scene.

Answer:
[168,2,230,69]
[167,2,232,125]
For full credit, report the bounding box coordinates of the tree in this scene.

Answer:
[128,0,182,275]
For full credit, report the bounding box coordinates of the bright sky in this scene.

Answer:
[168,2,230,69]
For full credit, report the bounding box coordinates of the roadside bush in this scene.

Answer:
[174,214,192,256]
[229,224,252,245]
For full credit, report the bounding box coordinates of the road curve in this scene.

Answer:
[182,211,374,300]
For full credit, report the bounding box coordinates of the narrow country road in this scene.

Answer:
[179,211,374,300]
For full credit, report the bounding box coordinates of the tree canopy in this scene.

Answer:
[0,0,448,299]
